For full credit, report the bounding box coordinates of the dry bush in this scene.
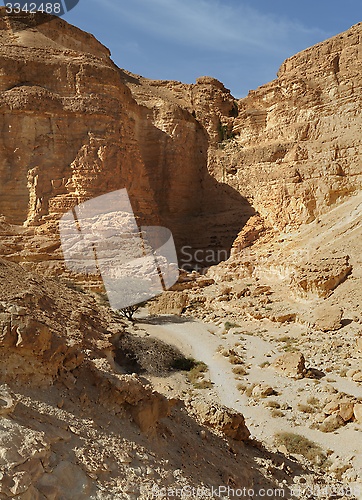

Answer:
[259,361,270,368]
[271,409,285,418]
[229,354,244,365]
[265,400,281,409]
[306,396,321,407]
[232,365,247,376]
[275,432,327,465]
[297,403,316,414]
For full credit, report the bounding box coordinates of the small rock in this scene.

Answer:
[320,414,345,432]
[346,369,359,378]
[329,460,351,479]
[272,352,306,378]
[6,304,27,316]
[324,401,339,415]
[314,412,327,423]
[356,338,362,353]
[338,402,354,422]
[251,384,274,398]
[353,403,362,423]
[0,386,16,416]
[352,372,362,382]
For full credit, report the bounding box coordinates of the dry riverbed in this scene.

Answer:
[133,313,362,490]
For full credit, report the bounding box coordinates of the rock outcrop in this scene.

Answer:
[186,396,250,441]
[1,9,362,497]
[209,22,362,229]
[271,352,306,379]
[0,257,299,499]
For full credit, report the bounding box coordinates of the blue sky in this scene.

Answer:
[63,1,360,97]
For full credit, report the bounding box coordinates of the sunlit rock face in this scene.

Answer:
[0,10,361,277]
[0,9,252,274]
[208,22,362,229]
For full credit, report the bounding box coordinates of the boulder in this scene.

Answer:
[338,402,354,422]
[346,369,359,378]
[352,372,362,382]
[148,292,188,316]
[292,256,352,299]
[324,400,340,415]
[186,398,250,441]
[353,403,362,423]
[272,352,306,378]
[251,384,274,398]
[320,414,345,432]
[314,305,343,332]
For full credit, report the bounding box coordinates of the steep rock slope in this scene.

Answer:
[1,12,361,275]
[0,10,251,275]
[0,258,312,499]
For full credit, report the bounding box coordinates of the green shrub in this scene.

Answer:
[172,357,197,371]
[224,321,240,330]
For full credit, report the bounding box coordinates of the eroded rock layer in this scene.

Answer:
[1,12,361,274]
[209,22,362,229]
[0,10,252,274]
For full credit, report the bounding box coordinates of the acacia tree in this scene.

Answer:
[118,299,149,321]
[118,304,140,321]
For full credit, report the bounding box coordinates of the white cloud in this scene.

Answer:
[100,0,328,55]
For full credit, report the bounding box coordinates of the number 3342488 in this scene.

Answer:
[5,3,62,14]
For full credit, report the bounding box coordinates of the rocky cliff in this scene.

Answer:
[1,11,361,275]
[209,22,362,229]
[0,9,252,276]
[1,9,362,497]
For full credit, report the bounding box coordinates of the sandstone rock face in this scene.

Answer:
[209,22,362,229]
[3,9,360,497]
[291,256,352,299]
[0,10,252,275]
[230,214,269,255]
[3,14,361,278]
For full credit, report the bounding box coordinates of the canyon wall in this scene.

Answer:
[0,10,361,276]
[0,10,251,275]
[207,22,362,229]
